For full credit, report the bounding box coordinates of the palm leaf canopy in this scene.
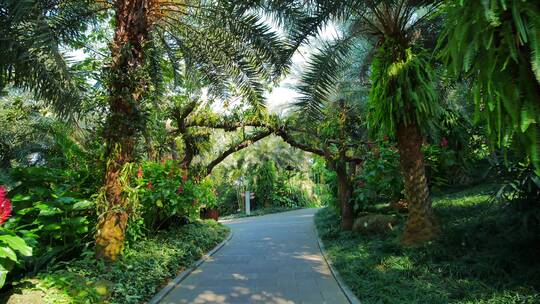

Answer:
[440,0,540,172]
[128,0,293,110]
[290,0,441,133]
[0,0,96,118]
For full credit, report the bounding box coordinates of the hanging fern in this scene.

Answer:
[368,41,440,136]
[440,0,540,174]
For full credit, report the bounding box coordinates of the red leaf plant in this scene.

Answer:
[0,186,12,226]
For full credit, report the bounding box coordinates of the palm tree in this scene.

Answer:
[0,0,94,117]
[94,0,291,261]
[288,0,442,244]
[441,0,540,175]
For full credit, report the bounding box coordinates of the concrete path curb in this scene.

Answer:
[147,231,234,304]
[314,227,362,304]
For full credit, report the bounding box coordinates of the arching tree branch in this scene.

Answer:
[204,129,272,176]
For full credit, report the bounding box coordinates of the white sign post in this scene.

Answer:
[245,191,251,215]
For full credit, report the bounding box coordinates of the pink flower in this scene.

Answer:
[440,137,449,148]
[137,166,143,179]
[0,186,12,226]
[147,181,153,190]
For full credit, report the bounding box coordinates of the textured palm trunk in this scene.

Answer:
[95,0,149,261]
[336,160,353,230]
[396,120,438,245]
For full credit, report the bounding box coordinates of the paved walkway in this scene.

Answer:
[159,208,349,304]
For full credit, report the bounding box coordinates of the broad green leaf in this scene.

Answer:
[72,200,94,210]
[43,223,62,231]
[0,247,17,262]
[0,235,32,256]
[0,266,7,288]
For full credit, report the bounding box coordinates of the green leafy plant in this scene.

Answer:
[352,141,403,211]
[423,142,457,192]
[0,186,32,288]
[254,160,279,209]
[136,161,216,232]
[441,0,540,174]
[4,168,95,273]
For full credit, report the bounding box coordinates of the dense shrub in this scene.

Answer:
[215,186,240,216]
[423,142,458,192]
[352,141,403,211]
[135,161,217,232]
[254,160,278,208]
[1,167,97,281]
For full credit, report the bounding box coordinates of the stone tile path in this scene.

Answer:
[159,208,349,304]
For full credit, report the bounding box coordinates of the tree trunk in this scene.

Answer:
[336,160,353,230]
[95,0,149,262]
[396,121,438,245]
[170,139,179,161]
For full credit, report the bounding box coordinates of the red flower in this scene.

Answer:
[147,181,153,190]
[440,137,449,148]
[137,166,143,179]
[177,185,183,194]
[0,186,12,226]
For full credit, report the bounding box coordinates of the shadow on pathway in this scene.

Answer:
[159,208,349,304]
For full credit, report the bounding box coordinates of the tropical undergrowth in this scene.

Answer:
[2,220,229,304]
[315,183,540,304]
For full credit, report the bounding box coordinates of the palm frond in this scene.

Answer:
[294,34,360,120]
[0,0,96,118]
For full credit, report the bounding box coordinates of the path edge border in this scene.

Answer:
[147,230,234,304]
[314,225,361,304]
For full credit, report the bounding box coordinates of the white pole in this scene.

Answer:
[245,191,251,215]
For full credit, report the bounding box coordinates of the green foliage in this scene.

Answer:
[0,230,32,288]
[5,167,96,273]
[310,156,337,208]
[5,220,229,304]
[368,44,440,136]
[135,161,216,233]
[295,35,359,119]
[316,183,540,304]
[352,141,403,211]
[423,143,458,192]
[441,0,540,173]
[492,161,540,230]
[273,173,321,208]
[254,160,278,208]
[0,0,95,117]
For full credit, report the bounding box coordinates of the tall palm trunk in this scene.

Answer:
[336,160,353,230]
[95,0,149,261]
[396,120,438,245]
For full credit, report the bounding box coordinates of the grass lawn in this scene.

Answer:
[315,184,540,304]
[2,220,229,304]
